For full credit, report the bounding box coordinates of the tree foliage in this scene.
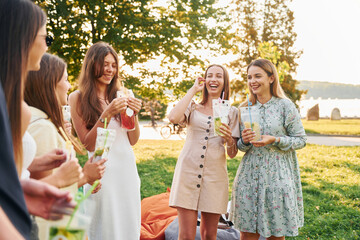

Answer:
[35,0,233,100]
[229,0,306,104]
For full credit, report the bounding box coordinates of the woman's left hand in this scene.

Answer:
[219,123,234,145]
[127,97,142,115]
[251,135,276,147]
[21,179,76,220]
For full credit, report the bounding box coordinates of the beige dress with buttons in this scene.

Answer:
[169,102,240,214]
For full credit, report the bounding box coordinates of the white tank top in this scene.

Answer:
[21,131,37,179]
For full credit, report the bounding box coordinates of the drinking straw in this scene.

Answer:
[246,94,253,131]
[66,180,100,229]
[104,117,107,129]
[103,118,109,148]
[59,127,70,142]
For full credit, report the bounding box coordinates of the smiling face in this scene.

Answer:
[205,66,225,98]
[27,24,48,71]
[247,65,274,98]
[56,68,71,106]
[96,53,117,86]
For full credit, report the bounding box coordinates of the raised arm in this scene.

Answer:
[69,91,127,151]
[168,77,205,124]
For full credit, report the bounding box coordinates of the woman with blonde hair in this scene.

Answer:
[230,59,306,240]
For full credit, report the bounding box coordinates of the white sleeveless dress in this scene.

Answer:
[85,118,141,240]
[22,131,37,179]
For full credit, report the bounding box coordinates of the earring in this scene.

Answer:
[45,36,54,47]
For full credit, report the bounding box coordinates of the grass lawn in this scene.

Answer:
[302,119,360,136]
[133,140,360,240]
[77,139,359,239]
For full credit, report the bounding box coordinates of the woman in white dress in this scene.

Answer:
[69,41,142,240]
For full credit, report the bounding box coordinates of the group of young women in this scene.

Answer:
[23,39,142,240]
[1,0,141,239]
[1,0,306,240]
[169,60,306,240]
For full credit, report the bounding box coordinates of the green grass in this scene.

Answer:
[77,140,360,239]
[302,119,360,136]
[294,144,360,239]
[134,140,360,240]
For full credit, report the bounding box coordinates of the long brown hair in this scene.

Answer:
[0,0,46,175]
[77,41,120,129]
[243,58,288,106]
[25,53,85,154]
[200,64,230,105]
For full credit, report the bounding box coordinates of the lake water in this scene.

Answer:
[299,98,360,118]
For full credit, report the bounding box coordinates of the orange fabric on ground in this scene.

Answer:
[140,189,178,240]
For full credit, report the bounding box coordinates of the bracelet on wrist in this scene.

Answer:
[226,140,235,148]
[272,137,280,146]
[240,137,251,146]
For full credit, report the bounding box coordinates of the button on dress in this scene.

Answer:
[169,102,239,214]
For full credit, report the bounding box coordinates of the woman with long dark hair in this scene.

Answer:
[0,0,75,238]
[69,41,142,240]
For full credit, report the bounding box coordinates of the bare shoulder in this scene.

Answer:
[68,90,80,105]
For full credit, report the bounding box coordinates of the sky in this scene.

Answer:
[291,0,360,85]
[135,0,360,86]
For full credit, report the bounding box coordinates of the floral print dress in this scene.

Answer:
[230,97,306,238]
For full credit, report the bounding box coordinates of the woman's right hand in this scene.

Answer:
[28,148,67,173]
[241,128,256,144]
[192,77,205,93]
[102,97,128,119]
[52,158,83,188]
[82,156,106,184]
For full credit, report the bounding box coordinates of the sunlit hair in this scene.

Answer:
[25,53,85,154]
[200,64,230,105]
[243,58,288,106]
[0,0,46,175]
[77,41,120,129]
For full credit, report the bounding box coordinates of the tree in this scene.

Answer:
[258,41,290,83]
[35,0,233,100]
[229,0,305,104]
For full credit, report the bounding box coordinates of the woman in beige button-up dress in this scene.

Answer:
[168,64,240,240]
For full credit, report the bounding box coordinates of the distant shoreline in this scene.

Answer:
[298,80,360,99]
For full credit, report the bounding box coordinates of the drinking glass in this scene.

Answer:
[93,127,116,162]
[117,88,135,131]
[240,107,261,141]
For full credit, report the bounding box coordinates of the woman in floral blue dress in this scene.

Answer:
[230,59,306,240]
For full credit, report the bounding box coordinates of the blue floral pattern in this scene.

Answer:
[230,97,306,238]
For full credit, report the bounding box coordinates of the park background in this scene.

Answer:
[34,0,360,238]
